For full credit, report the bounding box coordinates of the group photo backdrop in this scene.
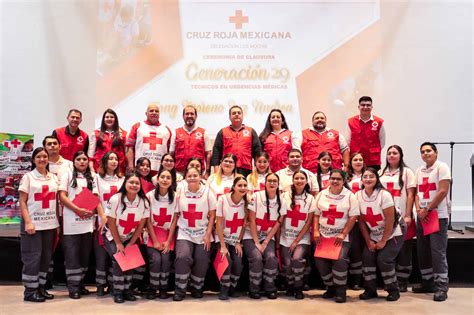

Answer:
[1,0,472,221]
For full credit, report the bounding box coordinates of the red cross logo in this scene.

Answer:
[256,212,276,232]
[351,182,361,193]
[229,10,248,30]
[322,179,330,190]
[216,187,231,201]
[103,186,118,202]
[153,207,172,227]
[364,207,383,227]
[259,182,265,191]
[3,138,22,150]
[182,204,203,228]
[225,212,244,234]
[34,185,56,209]
[322,204,344,225]
[143,132,163,150]
[386,182,401,197]
[286,204,307,227]
[419,177,437,199]
[119,213,139,234]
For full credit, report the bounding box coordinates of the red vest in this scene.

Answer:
[263,129,292,172]
[348,116,384,166]
[222,126,253,170]
[92,129,127,174]
[301,129,342,173]
[174,127,206,173]
[54,127,88,161]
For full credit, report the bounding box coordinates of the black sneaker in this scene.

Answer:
[386,290,400,301]
[173,293,185,301]
[114,294,124,303]
[359,290,378,300]
[24,292,46,303]
[69,292,80,299]
[433,291,448,302]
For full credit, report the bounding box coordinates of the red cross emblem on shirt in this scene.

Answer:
[119,213,139,234]
[259,182,265,191]
[103,186,118,202]
[386,182,401,197]
[322,204,344,225]
[351,182,361,193]
[153,207,172,227]
[183,204,203,228]
[256,212,276,232]
[216,187,231,201]
[364,207,383,227]
[419,177,437,199]
[286,204,306,227]
[143,131,163,150]
[225,212,244,234]
[322,179,330,190]
[34,185,56,209]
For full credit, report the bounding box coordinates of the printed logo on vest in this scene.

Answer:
[243,130,250,137]
[371,121,379,130]
[195,131,203,139]
[77,136,84,144]
[326,131,334,138]
[282,136,289,143]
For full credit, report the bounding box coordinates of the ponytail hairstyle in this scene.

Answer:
[71,151,93,190]
[98,151,121,178]
[117,171,150,212]
[97,108,123,149]
[290,170,310,209]
[136,157,152,182]
[248,151,271,188]
[154,169,175,204]
[381,145,407,189]
[264,173,282,218]
[30,147,49,171]
[316,151,333,189]
[158,153,177,191]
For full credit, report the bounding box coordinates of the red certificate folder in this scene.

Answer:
[421,210,440,236]
[405,219,417,240]
[213,252,229,281]
[72,189,100,212]
[146,226,175,251]
[314,237,343,260]
[113,244,145,272]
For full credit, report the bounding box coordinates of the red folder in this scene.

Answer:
[113,244,145,272]
[421,210,440,236]
[405,220,417,240]
[72,189,100,212]
[213,252,229,281]
[314,237,343,260]
[146,226,175,251]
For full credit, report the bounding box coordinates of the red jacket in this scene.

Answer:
[301,128,343,172]
[91,129,127,173]
[222,126,253,170]
[263,129,292,172]
[348,116,384,166]
[54,127,88,161]
[174,127,207,173]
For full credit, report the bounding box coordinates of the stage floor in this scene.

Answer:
[1,285,472,315]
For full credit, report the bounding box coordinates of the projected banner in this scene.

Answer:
[96,0,381,134]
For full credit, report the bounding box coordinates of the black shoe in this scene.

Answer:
[322,287,336,299]
[158,290,169,299]
[173,293,185,301]
[399,282,408,293]
[218,288,229,300]
[335,294,347,303]
[114,294,124,303]
[249,291,261,299]
[285,288,295,297]
[69,292,80,299]
[24,292,46,303]
[145,291,156,300]
[44,280,53,290]
[96,287,106,297]
[38,287,54,300]
[386,290,400,301]
[123,291,137,301]
[412,283,434,293]
[433,291,448,302]
[191,290,203,299]
[229,287,240,298]
[80,287,90,296]
[267,291,278,299]
[294,290,304,300]
[303,283,310,291]
[359,290,378,300]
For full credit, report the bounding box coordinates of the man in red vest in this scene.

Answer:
[347,96,386,170]
[52,109,89,161]
[211,105,262,177]
[170,105,212,178]
[295,111,349,173]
